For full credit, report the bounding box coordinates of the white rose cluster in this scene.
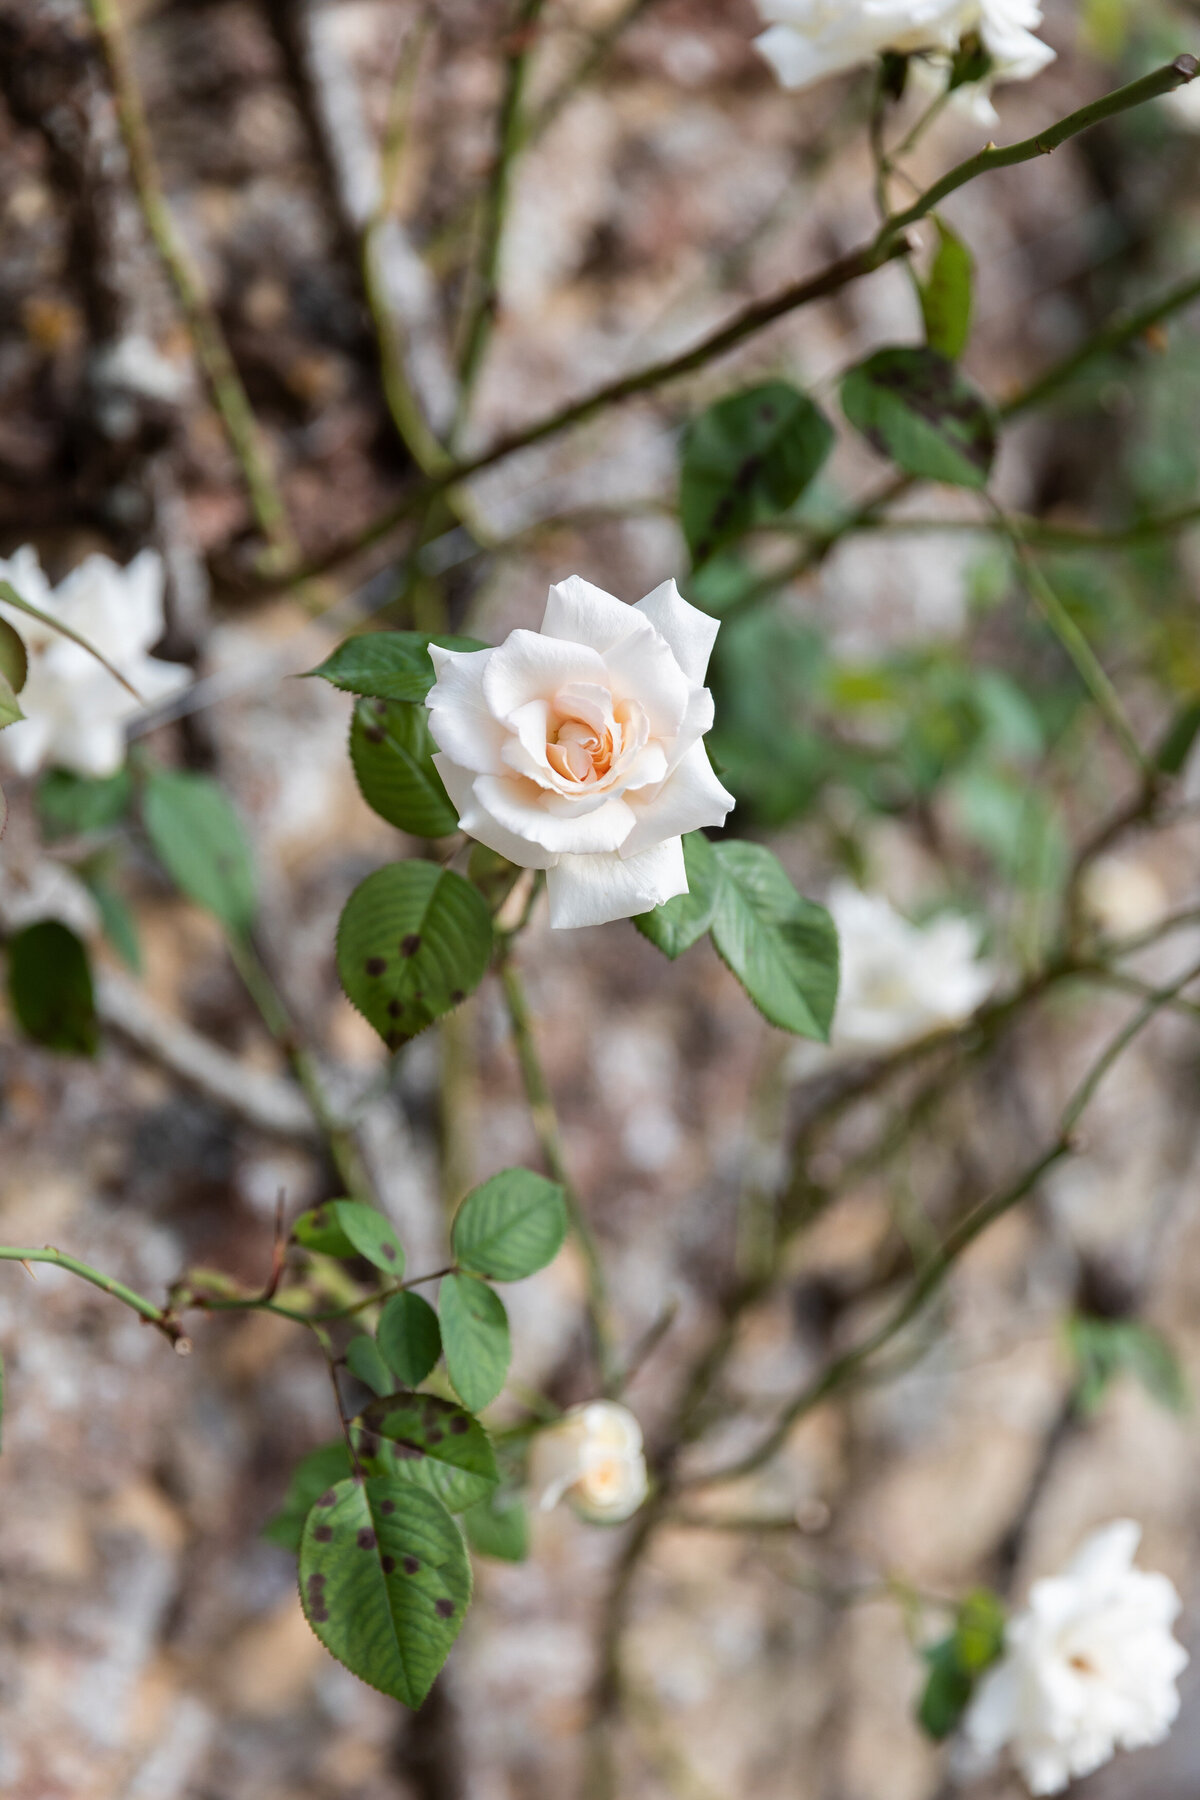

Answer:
[753,0,1054,125]
[965,1520,1188,1795]
[425,576,734,930]
[0,545,189,780]
[531,1401,649,1524]
[829,882,994,1051]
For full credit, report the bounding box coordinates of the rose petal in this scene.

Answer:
[546,836,687,929]
[633,579,721,685]
[601,625,691,737]
[542,574,653,655]
[482,629,610,720]
[476,773,635,854]
[427,646,508,773]
[619,738,734,858]
[433,754,557,870]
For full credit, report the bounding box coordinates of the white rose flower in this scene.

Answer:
[531,1401,649,1524]
[0,545,190,780]
[425,576,734,930]
[754,0,964,92]
[965,1520,1188,1795]
[830,882,994,1050]
[753,0,1053,122]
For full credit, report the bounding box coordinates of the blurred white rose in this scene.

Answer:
[531,1401,649,1524]
[830,882,994,1050]
[0,545,190,779]
[753,0,1053,124]
[965,1520,1188,1795]
[425,577,734,930]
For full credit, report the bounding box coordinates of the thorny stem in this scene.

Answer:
[0,1247,187,1347]
[262,56,1198,593]
[86,0,298,568]
[497,949,616,1385]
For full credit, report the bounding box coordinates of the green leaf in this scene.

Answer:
[299,1475,471,1708]
[81,867,142,973]
[920,221,974,362]
[451,1168,567,1283]
[37,768,133,840]
[635,830,722,958]
[680,381,835,565]
[918,1638,973,1740]
[350,698,458,838]
[7,920,98,1056]
[439,1274,511,1413]
[337,862,493,1048]
[917,1590,1006,1741]
[0,617,28,694]
[0,673,24,728]
[711,841,839,1039]
[841,347,997,489]
[1067,1314,1189,1417]
[346,1335,395,1397]
[307,631,486,703]
[292,1200,405,1277]
[361,1391,499,1512]
[142,769,257,933]
[263,1440,353,1552]
[378,1291,442,1388]
[637,837,839,1037]
[462,1490,529,1562]
[0,579,141,700]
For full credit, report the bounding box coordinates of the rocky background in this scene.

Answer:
[3,0,1200,1796]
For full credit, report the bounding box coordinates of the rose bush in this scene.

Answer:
[425,576,734,929]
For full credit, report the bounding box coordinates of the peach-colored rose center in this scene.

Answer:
[546,715,615,786]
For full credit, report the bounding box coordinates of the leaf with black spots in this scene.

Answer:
[361,1391,498,1512]
[299,1475,471,1707]
[841,346,997,489]
[292,1200,405,1277]
[337,862,493,1047]
[350,698,458,838]
[263,1440,354,1553]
